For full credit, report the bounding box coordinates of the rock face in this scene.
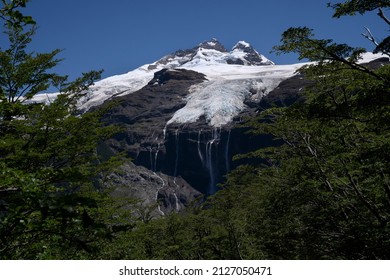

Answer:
[101,66,298,208]
[198,38,228,53]
[103,68,207,161]
[101,68,208,215]
[108,162,201,218]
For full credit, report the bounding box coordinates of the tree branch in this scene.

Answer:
[378,8,390,26]
[299,132,334,192]
[362,26,390,57]
[340,159,387,226]
[380,168,390,204]
[362,27,379,47]
[310,38,387,82]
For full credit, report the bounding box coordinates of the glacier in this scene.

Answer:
[169,63,306,127]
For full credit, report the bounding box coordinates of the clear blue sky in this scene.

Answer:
[23,0,388,81]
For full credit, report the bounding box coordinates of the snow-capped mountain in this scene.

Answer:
[33,40,387,128]
[66,39,304,126]
[30,39,389,213]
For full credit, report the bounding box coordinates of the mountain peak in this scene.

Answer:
[232,41,254,52]
[197,38,228,52]
[230,40,274,66]
[147,39,274,71]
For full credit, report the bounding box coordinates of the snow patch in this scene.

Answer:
[233,40,250,49]
[358,52,388,63]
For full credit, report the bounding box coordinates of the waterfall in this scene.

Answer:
[173,129,180,178]
[162,125,167,141]
[173,192,180,211]
[172,129,181,212]
[152,125,168,173]
[197,130,205,166]
[205,128,220,194]
[225,129,231,173]
[149,146,154,171]
[153,172,166,216]
[149,145,160,172]
[154,143,160,172]
[153,172,166,187]
[172,131,181,210]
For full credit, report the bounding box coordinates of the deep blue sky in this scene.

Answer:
[22,0,388,81]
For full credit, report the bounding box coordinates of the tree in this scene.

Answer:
[218,1,390,259]
[0,1,122,259]
[329,0,390,54]
[329,0,390,18]
[0,0,35,28]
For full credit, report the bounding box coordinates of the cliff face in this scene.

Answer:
[148,126,275,194]
[100,67,304,214]
[107,161,201,217]
[103,68,207,164]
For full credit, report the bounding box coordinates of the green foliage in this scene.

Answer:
[272,27,385,82]
[0,0,35,29]
[328,0,390,17]
[273,27,365,63]
[329,1,390,54]
[98,203,255,260]
[374,36,390,54]
[221,1,390,258]
[0,2,125,259]
[236,60,390,258]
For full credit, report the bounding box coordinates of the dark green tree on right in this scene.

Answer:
[217,0,390,259]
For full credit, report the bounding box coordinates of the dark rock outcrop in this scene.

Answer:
[258,73,309,109]
[198,38,228,52]
[108,162,202,218]
[103,68,206,157]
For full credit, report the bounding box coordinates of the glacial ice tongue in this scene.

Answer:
[167,79,248,127]
[167,63,307,127]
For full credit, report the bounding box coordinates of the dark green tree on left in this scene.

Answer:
[0,0,123,259]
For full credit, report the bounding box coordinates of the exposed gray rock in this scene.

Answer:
[198,38,228,52]
[108,161,202,219]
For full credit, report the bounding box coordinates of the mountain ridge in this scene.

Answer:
[148,38,274,70]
